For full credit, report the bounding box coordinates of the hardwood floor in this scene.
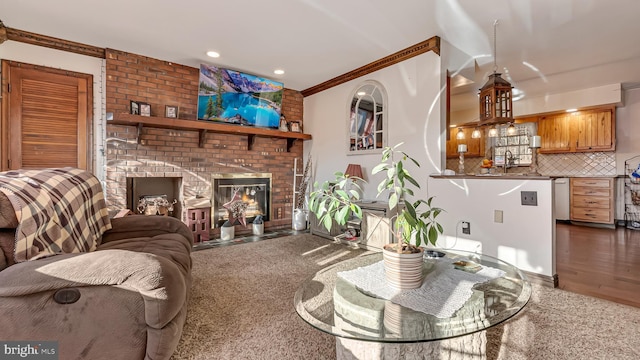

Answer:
[556,222,640,308]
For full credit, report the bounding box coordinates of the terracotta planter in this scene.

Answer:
[382,245,425,290]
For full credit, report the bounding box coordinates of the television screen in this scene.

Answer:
[197,64,283,128]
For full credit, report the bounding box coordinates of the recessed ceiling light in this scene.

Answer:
[206,51,220,58]
[274,69,285,75]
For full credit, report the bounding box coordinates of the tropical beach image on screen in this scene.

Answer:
[198,64,283,128]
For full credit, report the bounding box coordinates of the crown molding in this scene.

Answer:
[1,24,105,59]
[301,36,440,97]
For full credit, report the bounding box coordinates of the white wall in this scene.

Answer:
[0,41,106,181]
[615,87,640,174]
[513,83,623,116]
[304,51,443,201]
[428,177,555,276]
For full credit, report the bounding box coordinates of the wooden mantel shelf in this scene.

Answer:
[109,113,312,151]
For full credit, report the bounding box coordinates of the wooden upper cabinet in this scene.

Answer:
[574,108,615,151]
[538,114,571,153]
[446,128,484,158]
[538,106,615,154]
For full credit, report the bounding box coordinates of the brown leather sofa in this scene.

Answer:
[0,172,192,360]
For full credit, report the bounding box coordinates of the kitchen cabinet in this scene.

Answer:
[570,177,614,225]
[537,106,615,154]
[538,114,571,153]
[575,110,614,151]
[446,128,485,158]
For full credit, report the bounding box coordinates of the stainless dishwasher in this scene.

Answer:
[554,178,570,221]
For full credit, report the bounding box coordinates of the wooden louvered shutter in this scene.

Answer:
[3,61,91,170]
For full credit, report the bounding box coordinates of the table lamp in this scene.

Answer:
[345,164,364,179]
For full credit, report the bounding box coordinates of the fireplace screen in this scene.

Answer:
[212,173,271,227]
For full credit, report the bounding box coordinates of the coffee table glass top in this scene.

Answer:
[294,249,531,343]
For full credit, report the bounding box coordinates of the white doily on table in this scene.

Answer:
[337,259,506,319]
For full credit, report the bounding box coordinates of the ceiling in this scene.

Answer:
[3,0,640,113]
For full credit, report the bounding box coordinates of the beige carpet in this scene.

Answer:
[171,234,640,360]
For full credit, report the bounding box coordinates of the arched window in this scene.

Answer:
[348,80,387,154]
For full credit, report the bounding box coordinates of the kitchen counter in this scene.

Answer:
[430,174,552,180]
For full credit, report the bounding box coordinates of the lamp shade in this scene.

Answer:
[345,164,363,179]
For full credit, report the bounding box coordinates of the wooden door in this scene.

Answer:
[575,109,615,151]
[1,61,92,170]
[538,114,571,153]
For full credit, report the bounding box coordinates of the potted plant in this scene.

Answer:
[309,143,444,290]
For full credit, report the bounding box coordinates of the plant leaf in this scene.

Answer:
[388,192,398,210]
[372,163,388,174]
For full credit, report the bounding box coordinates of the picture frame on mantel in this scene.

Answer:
[130,100,140,115]
[165,105,178,118]
[289,120,302,133]
[139,103,151,117]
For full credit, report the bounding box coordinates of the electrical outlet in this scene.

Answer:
[462,221,470,235]
[521,191,538,206]
[494,210,503,223]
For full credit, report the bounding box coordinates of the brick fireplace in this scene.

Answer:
[104,49,304,235]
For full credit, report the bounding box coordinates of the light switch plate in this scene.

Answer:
[494,210,503,223]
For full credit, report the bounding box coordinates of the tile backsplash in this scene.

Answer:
[445,151,616,177]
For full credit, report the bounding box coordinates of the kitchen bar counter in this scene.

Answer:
[430,174,552,180]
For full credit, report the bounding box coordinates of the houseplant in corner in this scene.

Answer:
[308,143,444,290]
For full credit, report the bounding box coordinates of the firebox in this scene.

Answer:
[126,177,182,219]
[211,173,271,228]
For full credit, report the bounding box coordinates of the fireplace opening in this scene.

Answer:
[212,173,271,228]
[126,177,182,219]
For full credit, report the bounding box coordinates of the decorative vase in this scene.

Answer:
[252,223,264,235]
[292,209,307,230]
[220,225,235,241]
[382,245,425,290]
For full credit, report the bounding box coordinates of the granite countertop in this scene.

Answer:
[430,174,552,180]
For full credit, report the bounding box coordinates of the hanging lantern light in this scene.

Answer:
[479,20,513,125]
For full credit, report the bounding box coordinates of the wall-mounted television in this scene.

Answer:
[197,64,283,129]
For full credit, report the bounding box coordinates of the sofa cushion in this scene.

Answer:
[0,192,18,228]
[0,230,15,268]
[0,249,187,329]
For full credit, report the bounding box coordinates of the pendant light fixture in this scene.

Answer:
[506,122,517,135]
[488,126,498,138]
[471,128,482,139]
[479,20,513,125]
[456,127,465,140]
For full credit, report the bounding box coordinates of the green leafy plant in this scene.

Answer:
[308,143,444,253]
[373,143,444,253]
[308,172,364,232]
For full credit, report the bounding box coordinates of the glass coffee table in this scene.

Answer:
[294,249,531,359]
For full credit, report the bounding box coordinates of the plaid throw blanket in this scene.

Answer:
[0,168,112,262]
